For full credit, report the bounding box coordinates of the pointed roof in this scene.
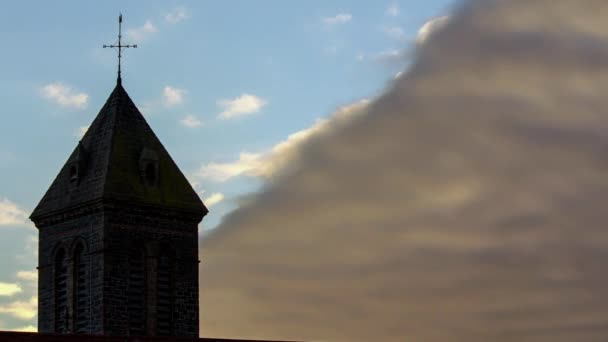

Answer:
[30,82,207,222]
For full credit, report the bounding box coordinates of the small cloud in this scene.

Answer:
[74,125,89,139]
[41,83,88,109]
[384,26,406,40]
[166,6,188,24]
[323,13,352,25]
[394,71,404,79]
[416,16,450,45]
[125,20,157,41]
[356,52,366,61]
[0,283,21,297]
[180,115,202,128]
[374,48,404,63]
[0,296,37,320]
[204,192,225,207]
[16,271,37,283]
[163,86,185,106]
[0,198,28,226]
[386,2,400,17]
[218,94,267,120]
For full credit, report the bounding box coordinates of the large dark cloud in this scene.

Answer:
[199,1,608,341]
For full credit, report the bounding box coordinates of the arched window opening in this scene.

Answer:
[127,248,146,336]
[54,248,68,333]
[156,250,174,336]
[73,243,88,333]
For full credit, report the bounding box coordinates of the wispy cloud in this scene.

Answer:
[373,48,404,63]
[166,6,188,24]
[218,94,267,120]
[322,13,352,25]
[15,271,37,283]
[386,2,400,17]
[203,192,225,207]
[41,83,88,109]
[163,86,185,106]
[383,26,406,40]
[125,20,157,41]
[416,16,450,45]
[180,115,202,128]
[0,283,21,297]
[198,100,369,182]
[0,296,37,320]
[0,198,28,226]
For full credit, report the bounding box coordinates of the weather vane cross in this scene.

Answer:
[103,13,137,84]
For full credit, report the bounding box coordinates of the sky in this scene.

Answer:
[0,0,455,333]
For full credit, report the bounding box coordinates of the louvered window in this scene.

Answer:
[54,249,68,333]
[156,252,173,336]
[127,248,146,336]
[73,244,88,333]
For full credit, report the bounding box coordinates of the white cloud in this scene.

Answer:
[384,26,406,40]
[166,6,188,24]
[0,283,21,297]
[125,20,157,41]
[16,271,37,283]
[323,13,352,25]
[163,86,185,106]
[416,16,450,45]
[198,100,369,182]
[180,115,202,128]
[218,94,267,120]
[0,296,37,320]
[204,193,225,207]
[386,2,400,17]
[74,125,88,139]
[0,198,28,226]
[41,83,88,109]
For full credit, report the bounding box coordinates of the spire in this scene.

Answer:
[30,83,207,223]
[103,14,138,84]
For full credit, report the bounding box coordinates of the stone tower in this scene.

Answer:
[29,79,208,337]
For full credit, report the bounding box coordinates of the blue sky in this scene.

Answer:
[0,0,452,331]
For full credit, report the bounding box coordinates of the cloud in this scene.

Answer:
[199,1,608,341]
[204,193,225,207]
[373,48,405,63]
[41,83,88,109]
[383,26,406,40]
[125,20,157,41]
[0,198,28,226]
[15,271,37,283]
[74,125,88,139]
[12,325,36,332]
[322,13,352,25]
[0,297,37,320]
[386,2,399,17]
[217,94,267,120]
[0,283,21,297]
[165,6,188,24]
[180,115,202,128]
[416,15,449,45]
[198,100,369,182]
[163,86,185,106]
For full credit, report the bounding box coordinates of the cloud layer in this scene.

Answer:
[199,1,608,341]
[0,198,28,226]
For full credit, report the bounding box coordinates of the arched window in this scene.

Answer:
[73,243,88,333]
[54,248,68,333]
[156,249,174,336]
[127,248,146,335]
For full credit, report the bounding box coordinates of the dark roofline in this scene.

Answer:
[0,331,301,342]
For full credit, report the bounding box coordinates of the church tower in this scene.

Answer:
[29,78,208,336]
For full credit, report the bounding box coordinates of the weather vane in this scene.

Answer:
[103,13,137,84]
